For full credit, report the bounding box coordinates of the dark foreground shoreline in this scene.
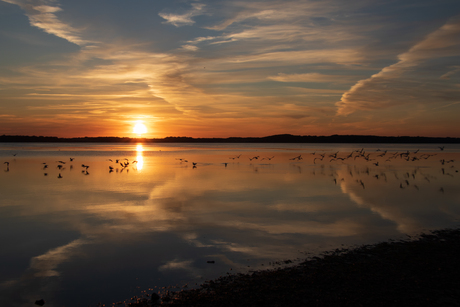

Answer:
[125,228,460,307]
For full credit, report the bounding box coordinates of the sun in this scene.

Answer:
[133,122,148,135]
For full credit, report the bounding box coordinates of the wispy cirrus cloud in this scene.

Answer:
[268,73,351,83]
[440,66,460,80]
[1,0,90,46]
[336,17,460,115]
[205,0,345,31]
[159,3,206,27]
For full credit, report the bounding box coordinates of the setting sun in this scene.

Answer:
[133,122,147,135]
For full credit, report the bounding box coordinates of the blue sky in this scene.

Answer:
[0,0,459,138]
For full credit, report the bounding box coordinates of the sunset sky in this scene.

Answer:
[1,0,459,138]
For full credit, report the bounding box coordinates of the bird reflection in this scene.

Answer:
[6,146,456,199]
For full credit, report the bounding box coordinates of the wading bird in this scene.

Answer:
[290,155,302,161]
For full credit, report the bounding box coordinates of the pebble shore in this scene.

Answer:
[127,228,460,307]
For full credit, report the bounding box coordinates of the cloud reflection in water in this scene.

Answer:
[0,145,459,306]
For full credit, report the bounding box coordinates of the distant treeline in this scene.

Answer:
[1,134,459,143]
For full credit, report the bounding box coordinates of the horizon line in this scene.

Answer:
[1,134,459,144]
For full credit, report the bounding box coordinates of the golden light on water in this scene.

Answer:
[136,144,144,170]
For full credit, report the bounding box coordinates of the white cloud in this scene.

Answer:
[159,3,206,27]
[180,44,199,52]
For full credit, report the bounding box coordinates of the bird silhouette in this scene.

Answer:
[329,152,339,158]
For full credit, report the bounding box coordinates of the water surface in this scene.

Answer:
[1,143,459,306]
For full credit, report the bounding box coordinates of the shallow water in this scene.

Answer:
[1,142,459,306]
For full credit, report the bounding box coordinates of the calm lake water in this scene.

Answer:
[1,142,459,306]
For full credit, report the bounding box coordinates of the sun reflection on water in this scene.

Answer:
[136,144,144,171]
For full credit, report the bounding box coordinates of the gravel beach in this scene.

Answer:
[126,228,460,307]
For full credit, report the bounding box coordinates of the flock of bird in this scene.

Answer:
[2,147,457,194]
[2,155,141,179]
[172,146,451,168]
[171,146,457,194]
[305,147,456,193]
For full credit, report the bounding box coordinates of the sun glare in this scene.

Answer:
[133,122,147,135]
